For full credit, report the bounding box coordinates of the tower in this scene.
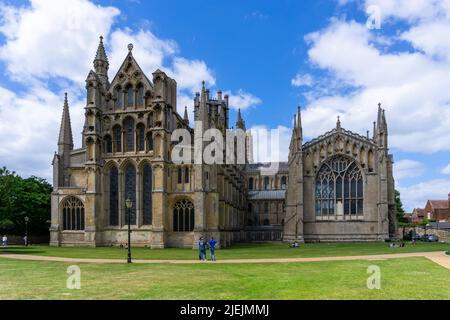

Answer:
[284,107,304,242]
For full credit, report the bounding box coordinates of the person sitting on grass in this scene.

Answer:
[208,237,217,261]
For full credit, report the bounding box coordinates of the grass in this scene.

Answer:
[0,257,449,300]
[1,242,449,260]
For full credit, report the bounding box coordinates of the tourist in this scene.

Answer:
[208,237,217,261]
[23,235,28,247]
[2,235,7,247]
[198,237,206,261]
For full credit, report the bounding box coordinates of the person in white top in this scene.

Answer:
[2,235,7,247]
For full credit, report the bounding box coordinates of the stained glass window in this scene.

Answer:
[137,124,145,151]
[315,156,363,218]
[127,85,134,107]
[124,117,135,152]
[115,87,123,109]
[143,164,152,225]
[109,166,119,226]
[104,135,112,153]
[124,164,136,225]
[113,125,122,153]
[62,197,85,231]
[137,84,144,106]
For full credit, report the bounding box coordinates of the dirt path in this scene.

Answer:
[1,251,449,269]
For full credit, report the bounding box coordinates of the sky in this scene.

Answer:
[0,0,449,211]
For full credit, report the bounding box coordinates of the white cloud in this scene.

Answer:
[441,163,450,174]
[0,0,120,84]
[225,90,262,111]
[291,73,314,87]
[398,179,450,211]
[394,160,425,180]
[169,57,215,92]
[249,125,291,163]
[301,17,450,153]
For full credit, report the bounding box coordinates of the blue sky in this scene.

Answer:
[0,0,449,211]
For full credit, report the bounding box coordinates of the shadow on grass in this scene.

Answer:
[0,246,45,255]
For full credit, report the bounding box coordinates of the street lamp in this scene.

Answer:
[125,198,133,263]
[24,216,29,247]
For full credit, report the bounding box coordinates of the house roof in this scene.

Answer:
[248,190,286,200]
[245,162,289,173]
[428,200,449,210]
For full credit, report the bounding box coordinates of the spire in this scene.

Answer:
[236,108,246,130]
[373,121,376,139]
[58,93,74,152]
[336,115,341,130]
[297,106,303,139]
[94,36,109,83]
[184,106,189,125]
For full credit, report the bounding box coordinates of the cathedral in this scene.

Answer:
[50,37,397,248]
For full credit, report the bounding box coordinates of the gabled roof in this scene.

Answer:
[109,48,154,91]
[303,126,376,149]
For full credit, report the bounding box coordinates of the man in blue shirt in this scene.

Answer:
[208,237,217,261]
[198,237,206,261]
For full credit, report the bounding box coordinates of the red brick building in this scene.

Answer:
[423,194,450,222]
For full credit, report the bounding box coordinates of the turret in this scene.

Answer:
[93,36,109,86]
[376,103,388,149]
[236,109,246,130]
[57,93,74,187]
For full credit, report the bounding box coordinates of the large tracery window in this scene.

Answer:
[109,166,119,226]
[62,197,85,231]
[173,200,195,232]
[315,156,364,219]
[124,164,137,225]
[142,164,153,225]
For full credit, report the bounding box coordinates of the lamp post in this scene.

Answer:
[125,198,133,263]
[24,216,29,247]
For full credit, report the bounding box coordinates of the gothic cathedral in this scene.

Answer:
[51,37,397,248]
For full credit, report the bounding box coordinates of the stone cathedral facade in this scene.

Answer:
[50,37,397,248]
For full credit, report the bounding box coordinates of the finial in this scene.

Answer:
[64,92,68,104]
[99,35,103,41]
[337,115,341,129]
[128,43,134,52]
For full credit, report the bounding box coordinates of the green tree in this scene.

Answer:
[395,190,406,223]
[0,167,52,235]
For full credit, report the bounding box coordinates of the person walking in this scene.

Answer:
[198,237,206,261]
[208,237,217,261]
[2,235,7,247]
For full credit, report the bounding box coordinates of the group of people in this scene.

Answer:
[198,237,217,261]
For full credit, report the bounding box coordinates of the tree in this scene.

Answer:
[395,190,406,223]
[0,167,52,235]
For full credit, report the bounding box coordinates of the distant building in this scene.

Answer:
[412,208,425,223]
[423,195,450,222]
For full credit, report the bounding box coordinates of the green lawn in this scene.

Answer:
[1,242,449,260]
[0,257,449,300]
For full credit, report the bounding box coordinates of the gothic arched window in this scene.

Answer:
[173,200,195,232]
[315,156,363,219]
[124,117,135,152]
[137,84,144,106]
[126,85,134,108]
[137,123,145,152]
[62,197,85,231]
[115,86,123,109]
[113,125,122,153]
[124,164,136,225]
[109,166,119,226]
[104,135,112,153]
[142,164,152,225]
